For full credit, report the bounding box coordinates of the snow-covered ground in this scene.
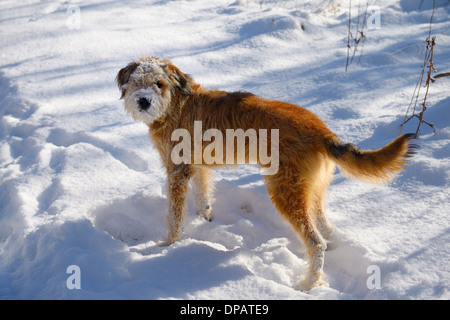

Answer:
[0,0,449,300]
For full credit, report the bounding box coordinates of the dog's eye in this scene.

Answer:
[156,81,163,89]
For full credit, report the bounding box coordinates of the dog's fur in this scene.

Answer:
[117,56,417,290]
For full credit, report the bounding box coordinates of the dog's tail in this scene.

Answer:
[326,133,418,183]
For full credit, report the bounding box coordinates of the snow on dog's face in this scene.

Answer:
[116,56,193,124]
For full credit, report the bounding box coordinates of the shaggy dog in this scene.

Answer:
[116,56,416,290]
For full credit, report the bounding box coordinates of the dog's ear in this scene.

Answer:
[116,61,139,99]
[166,64,194,96]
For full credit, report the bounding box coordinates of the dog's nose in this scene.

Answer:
[138,97,151,111]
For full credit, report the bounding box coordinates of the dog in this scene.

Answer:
[116,56,416,290]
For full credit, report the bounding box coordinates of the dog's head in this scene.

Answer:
[116,56,193,124]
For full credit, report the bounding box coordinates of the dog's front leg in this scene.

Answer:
[161,164,194,246]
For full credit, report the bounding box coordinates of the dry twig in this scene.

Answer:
[400,0,437,135]
[345,0,372,72]
[430,71,450,82]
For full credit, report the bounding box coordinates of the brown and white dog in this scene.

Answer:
[116,56,416,290]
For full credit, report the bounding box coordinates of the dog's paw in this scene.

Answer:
[298,278,327,292]
[157,239,172,247]
[298,272,327,292]
[157,234,180,247]
[197,204,212,222]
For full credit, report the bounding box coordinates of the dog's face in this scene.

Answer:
[116,56,193,124]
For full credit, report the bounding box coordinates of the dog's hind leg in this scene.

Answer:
[314,205,335,242]
[265,171,327,290]
[192,167,214,221]
[312,160,336,242]
[162,164,194,246]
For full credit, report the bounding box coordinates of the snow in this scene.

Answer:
[0,0,449,300]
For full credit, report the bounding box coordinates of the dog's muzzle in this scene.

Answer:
[138,97,151,111]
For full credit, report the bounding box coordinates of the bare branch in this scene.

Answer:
[430,72,450,82]
[400,0,437,135]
